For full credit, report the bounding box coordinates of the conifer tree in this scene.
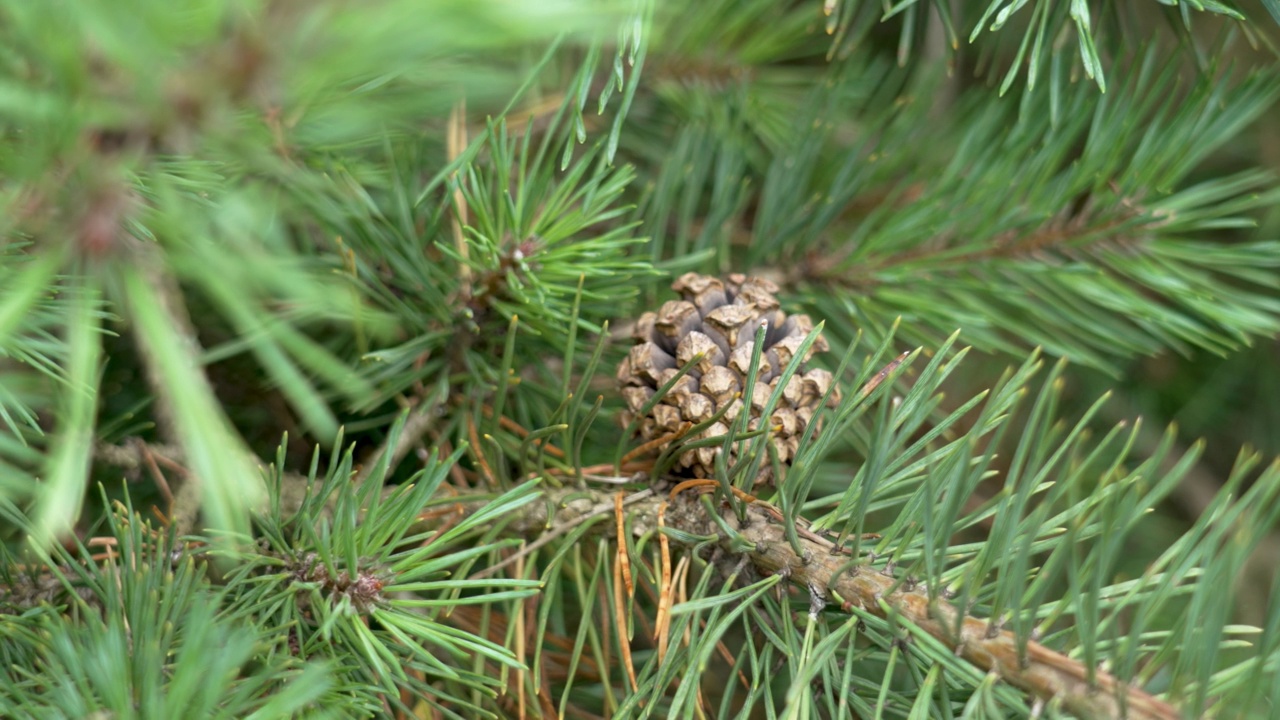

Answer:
[3,1,1280,718]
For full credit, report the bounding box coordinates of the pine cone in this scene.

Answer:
[617,273,839,485]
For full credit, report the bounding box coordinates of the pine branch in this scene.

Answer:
[733,500,1178,720]
[787,62,1280,369]
[463,482,1181,719]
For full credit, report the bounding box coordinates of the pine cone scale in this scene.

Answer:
[618,272,841,485]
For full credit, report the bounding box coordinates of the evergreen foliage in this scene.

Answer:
[2,1,1280,718]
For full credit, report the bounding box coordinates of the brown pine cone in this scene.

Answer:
[617,273,839,485]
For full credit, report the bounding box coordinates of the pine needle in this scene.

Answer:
[613,551,638,693]
[654,502,673,660]
[615,492,634,599]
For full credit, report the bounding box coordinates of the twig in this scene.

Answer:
[95,440,319,520]
[95,441,184,473]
